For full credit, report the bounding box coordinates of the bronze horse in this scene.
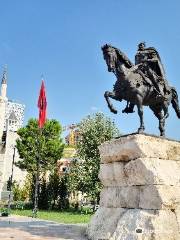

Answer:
[102,44,180,136]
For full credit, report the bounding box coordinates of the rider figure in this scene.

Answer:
[123,42,170,114]
[135,42,170,97]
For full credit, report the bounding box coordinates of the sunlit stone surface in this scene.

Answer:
[87,134,180,240]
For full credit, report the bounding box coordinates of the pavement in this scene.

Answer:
[0,215,88,240]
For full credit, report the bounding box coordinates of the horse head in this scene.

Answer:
[102,44,134,74]
[101,44,118,73]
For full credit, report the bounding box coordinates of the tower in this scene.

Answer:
[0,67,26,200]
[0,67,8,197]
[0,67,8,138]
[1,67,7,100]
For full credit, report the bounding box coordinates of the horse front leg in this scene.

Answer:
[159,105,168,136]
[137,104,145,133]
[104,91,119,114]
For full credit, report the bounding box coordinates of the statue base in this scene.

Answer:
[87,134,180,240]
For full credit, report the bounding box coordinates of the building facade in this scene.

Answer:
[65,129,80,146]
[0,69,26,200]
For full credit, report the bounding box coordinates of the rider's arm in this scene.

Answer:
[145,59,158,63]
[141,58,158,64]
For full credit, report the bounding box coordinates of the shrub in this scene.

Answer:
[1,208,9,216]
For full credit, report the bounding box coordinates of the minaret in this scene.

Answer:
[0,67,8,138]
[1,67,7,100]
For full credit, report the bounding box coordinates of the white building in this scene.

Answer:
[0,68,26,200]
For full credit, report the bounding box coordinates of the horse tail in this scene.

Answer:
[171,87,180,118]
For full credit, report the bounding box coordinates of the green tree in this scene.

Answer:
[38,177,50,210]
[12,173,34,201]
[47,171,61,209]
[46,171,70,210]
[69,112,119,206]
[16,119,64,172]
[16,119,64,210]
[58,174,69,210]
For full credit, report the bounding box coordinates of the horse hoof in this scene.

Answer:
[111,109,117,114]
[138,128,144,134]
[160,132,165,137]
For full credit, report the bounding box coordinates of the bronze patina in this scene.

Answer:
[102,43,180,136]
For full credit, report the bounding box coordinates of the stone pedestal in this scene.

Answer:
[87,134,180,240]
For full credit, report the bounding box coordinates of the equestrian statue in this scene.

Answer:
[102,42,180,136]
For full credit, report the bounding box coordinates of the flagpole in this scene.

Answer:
[33,78,47,218]
[32,128,41,218]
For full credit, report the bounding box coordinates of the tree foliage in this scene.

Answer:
[69,112,119,203]
[42,171,69,210]
[12,174,33,201]
[16,118,64,173]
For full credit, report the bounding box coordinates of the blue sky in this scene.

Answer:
[0,0,180,140]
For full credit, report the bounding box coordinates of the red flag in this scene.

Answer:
[38,80,47,128]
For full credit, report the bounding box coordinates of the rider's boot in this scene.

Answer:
[122,102,135,114]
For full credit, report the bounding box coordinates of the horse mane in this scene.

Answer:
[113,47,134,68]
[102,44,133,68]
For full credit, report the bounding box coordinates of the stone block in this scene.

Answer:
[87,207,180,240]
[99,162,127,186]
[113,162,127,185]
[100,186,140,208]
[125,157,180,186]
[87,207,126,240]
[139,185,180,210]
[99,158,180,187]
[100,186,180,210]
[99,134,180,163]
[98,163,114,186]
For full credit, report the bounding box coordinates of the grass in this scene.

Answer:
[11,209,93,224]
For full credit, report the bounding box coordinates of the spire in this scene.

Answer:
[1,65,8,100]
[2,65,7,84]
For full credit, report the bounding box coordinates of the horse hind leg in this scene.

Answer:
[163,105,169,119]
[104,91,118,114]
[150,106,165,136]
